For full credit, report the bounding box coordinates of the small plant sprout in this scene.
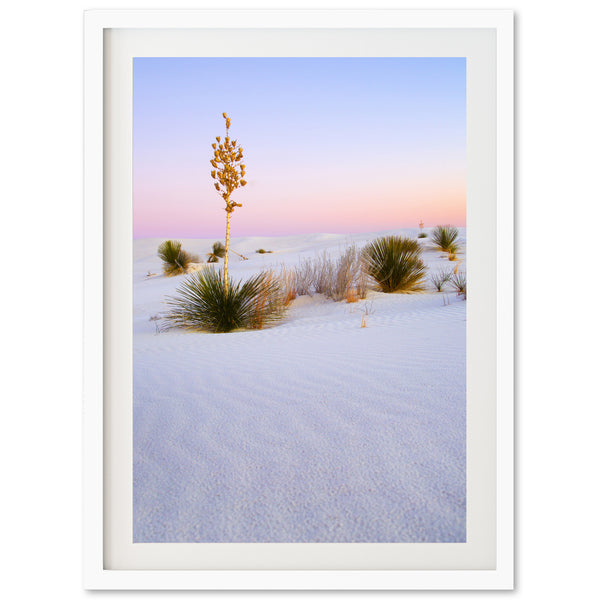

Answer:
[359,301,375,328]
[210,112,247,291]
[149,314,163,334]
[450,271,467,299]
[430,269,453,292]
[207,241,226,263]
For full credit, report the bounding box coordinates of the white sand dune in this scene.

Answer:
[133,229,466,542]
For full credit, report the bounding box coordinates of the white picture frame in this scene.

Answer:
[84,8,513,590]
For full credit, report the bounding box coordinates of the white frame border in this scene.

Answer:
[84,8,513,590]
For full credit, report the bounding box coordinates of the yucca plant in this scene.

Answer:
[430,269,453,292]
[206,241,226,263]
[431,225,460,254]
[157,240,199,276]
[163,268,285,333]
[362,235,427,293]
[450,270,467,299]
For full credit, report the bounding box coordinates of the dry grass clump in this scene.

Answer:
[157,240,199,276]
[163,268,285,333]
[332,245,367,302]
[284,246,367,303]
[362,236,426,293]
[295,258,317,296]
[279,265,298,306]
[313,252,335,296]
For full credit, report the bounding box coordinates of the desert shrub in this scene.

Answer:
[312,252,335,296]
[294,258,316,296]
[157,240,199,276]
[281,247,367,302]
[279,265,298,305]
[431,225,460,254]
[430,269,453,292]
[362,235,427,293]
[418,232,427,238]
[207,241,226,263]
[450,271,467,298]
[332,245,367,302]
[163,268,285,333]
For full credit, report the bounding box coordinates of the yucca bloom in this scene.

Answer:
[209,113,247,292]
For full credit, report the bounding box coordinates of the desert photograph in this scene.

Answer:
[132,57,466,543]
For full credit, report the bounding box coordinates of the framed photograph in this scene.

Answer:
[84,8,513,590]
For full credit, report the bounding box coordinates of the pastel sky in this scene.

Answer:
[133,57,465,239]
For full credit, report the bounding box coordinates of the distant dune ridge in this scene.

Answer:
[133,228,466,542]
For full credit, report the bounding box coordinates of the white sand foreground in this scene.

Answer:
[133,229,466,542]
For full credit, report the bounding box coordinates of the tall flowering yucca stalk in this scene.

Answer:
[210,112,247,292]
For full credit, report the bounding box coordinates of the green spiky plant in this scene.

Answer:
[157,240,199,276]
[210,112,247,292]
[362,236,427,293]
[431,225,460,254]
[163,268,285,333]
[207,241,226,263]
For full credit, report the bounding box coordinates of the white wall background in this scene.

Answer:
[1,1,598,598]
